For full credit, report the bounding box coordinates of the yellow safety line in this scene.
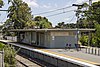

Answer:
[39,49,100,65]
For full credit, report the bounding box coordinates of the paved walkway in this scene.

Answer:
[0,40,100,66]
[41,49,100,66]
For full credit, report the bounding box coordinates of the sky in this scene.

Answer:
[0,0,99,26]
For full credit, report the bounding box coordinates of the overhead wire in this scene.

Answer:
[46,10,75,17]
[33,6,73,15]
[33,0,94,16]
[68,15,75,23]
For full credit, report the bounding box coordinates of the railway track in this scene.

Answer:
[17,53,56,67]
[0,40,99,67]
[16,54,42,67]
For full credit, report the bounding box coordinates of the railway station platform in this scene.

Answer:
[0,40,100,67]
[41,49,100,65]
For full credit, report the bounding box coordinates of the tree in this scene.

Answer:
[0,42,5,50]
[58,22,65,28]
[7,0,34,29]
[80,35,89,46]
[25,20,35,29]
[0,42,18,67]
[79,1,100,47]
[34,16,52,29]
[0,0,3,8]
[4,45,17,67]
[95,24,100,47]
[79,1,100,27]
[55,22,76,29]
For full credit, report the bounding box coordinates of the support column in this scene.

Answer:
[17,32,20,42]
[30,32,32,45]
[88,31,91,47]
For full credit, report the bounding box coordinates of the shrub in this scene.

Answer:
[0,42,5,50]
[80,35,88,46]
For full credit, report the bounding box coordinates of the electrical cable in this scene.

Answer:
[33,0,95,16]
[33,6,73,15]
[68,15,75,23]
[45,10,75,17]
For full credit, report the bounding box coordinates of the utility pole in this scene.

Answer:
[72,4,83,45]
[89,0,92,6]
[88,0,92,47]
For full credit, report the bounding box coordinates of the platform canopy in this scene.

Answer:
[8,29,95,32]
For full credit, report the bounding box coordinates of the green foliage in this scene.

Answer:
[78,1,100,47]
[25,21,36,29]
[57,22,65,28]
[80,35,88,46]
[3,0,53,30]
[0,43,17,67]
[0,0,3,8]
[0,42,5,50]
[34,16,52,29]
[95,24,100,47]
[55,22,76,29]
[6,0,34,29]
[79,1,100,27]
[89,1,100,24]
[4,45,17,67]
[91,33,97,47]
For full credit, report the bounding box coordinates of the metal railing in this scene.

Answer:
[86,47,100,56]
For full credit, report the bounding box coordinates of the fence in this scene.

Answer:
[85,47,100,56]
[5,36,17,42]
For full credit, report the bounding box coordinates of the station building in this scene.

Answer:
[9,29,95,48]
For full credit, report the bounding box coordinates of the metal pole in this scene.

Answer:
[89,0,92,6]
[76,28,79,45]
[76,7,80,45]
[2,49,4,67]
[72,4,83,45]
[88,31,90,47]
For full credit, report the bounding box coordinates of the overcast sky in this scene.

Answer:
[0,0,99,26]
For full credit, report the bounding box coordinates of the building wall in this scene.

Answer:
[31,32,36,45]
[22,32,31,45]
[51,31,75,36]
[44,32,50,48]
[20,31,77,48]
[50,31,77,48]
[38,32,45,47]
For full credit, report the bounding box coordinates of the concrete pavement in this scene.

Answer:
[43,49,100,66]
